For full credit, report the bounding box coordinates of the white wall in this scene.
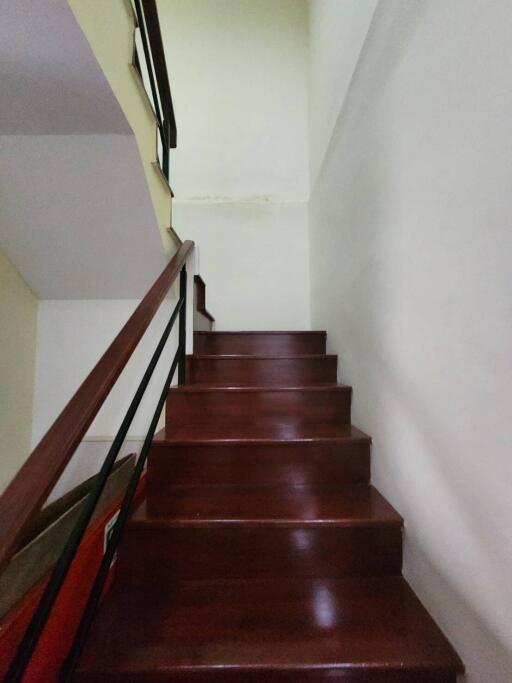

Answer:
[174,201,310,330]
[158,0,310,329]
[308,0,377,185]
[0,135,167,300]
[308,1,512,681]
[33,298,180,502]
[158,0,308,201]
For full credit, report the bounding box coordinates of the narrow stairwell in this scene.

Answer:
[75,331,463,682]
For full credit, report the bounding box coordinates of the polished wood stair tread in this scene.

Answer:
[186,354,338,387]
[193,331,327,356]
[188,354,336,359]
[74,329,463,679]
[153,418,371,448]
[168,384,350,393]
[165,386,352,432]
[195,330,327,335]
[157,420,367,444]
[75,576,462,680]
[133,484,401,526]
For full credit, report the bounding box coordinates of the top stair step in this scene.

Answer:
[194,331,326,356]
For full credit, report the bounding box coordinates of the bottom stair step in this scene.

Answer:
[75,576,462,682]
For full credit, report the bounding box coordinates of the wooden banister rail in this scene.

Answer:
[0,241,194,571]
[142,0,177,148]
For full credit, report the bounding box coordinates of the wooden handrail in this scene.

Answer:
[142,0,177,148]
[0,241,194,571]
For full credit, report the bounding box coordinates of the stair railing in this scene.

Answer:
[132,0,176,182]
[0,240,194,682]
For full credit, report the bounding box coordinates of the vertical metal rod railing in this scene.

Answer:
[133,0,163,125]
[178,266,187,384]
[133,0,174,183]
[5,267,188,683]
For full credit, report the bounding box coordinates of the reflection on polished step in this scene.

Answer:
[148,425,371,487]
[75,330,463,681]
[76,576,462,682]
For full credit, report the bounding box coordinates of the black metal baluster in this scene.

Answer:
[60,344,183,681]
[5,295,185,683]
[161,116,170,181]
[178,266,187,384]
[133,0,163,126]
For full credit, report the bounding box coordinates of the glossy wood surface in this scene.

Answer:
[141,483,398,523]
[194,331,327,356]
[165,385,352,426]
[147,434,371,488]
[119,525,402,581]
[0,241,194,571]
[159,418,368,444]
[76,576,462,681]
[118,486,402,580]
[186,354,337,386]
[76,330,463,681]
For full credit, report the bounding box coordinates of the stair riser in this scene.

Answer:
[186,356,338,386]
[119,525,402,581]
[166,388,351,425]
[148,442,371,488]
[76,671,458,682]
[193,332,326,356]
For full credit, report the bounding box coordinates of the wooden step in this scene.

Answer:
[165,385,352,427]
[194,331,327,356]
[147,425,371,488]
[75,575,463,682]
[159,418,363,444]
[118,486,403,581]
[186,354,338,386]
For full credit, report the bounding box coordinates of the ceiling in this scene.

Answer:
[0,134,168,299]
[0,0,169,299]
[0,0,130,134]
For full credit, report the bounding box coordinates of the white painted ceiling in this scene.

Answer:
[0,0,130,134]
[0,1,168,299]
[0,134,168,299]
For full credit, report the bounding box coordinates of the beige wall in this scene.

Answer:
[308,1,512,681]
[308,0,377,185]
[158,0,310,329]
[0,249,38,493]
[68,0,178,255]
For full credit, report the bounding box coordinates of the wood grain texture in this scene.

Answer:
[193,331,327,356]
[165,385,352,427]
[0,241,194,570]
[118,524,403,581]
[158,419,367,444]
[120,486,403,581]
[147,431,371,488]
[74,331,463,681]
[186,354,337,386]
[75,576,462,681]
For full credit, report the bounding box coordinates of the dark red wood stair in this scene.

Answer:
[75,331,463,682]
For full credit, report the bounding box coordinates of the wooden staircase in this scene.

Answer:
[75,331,463,682]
